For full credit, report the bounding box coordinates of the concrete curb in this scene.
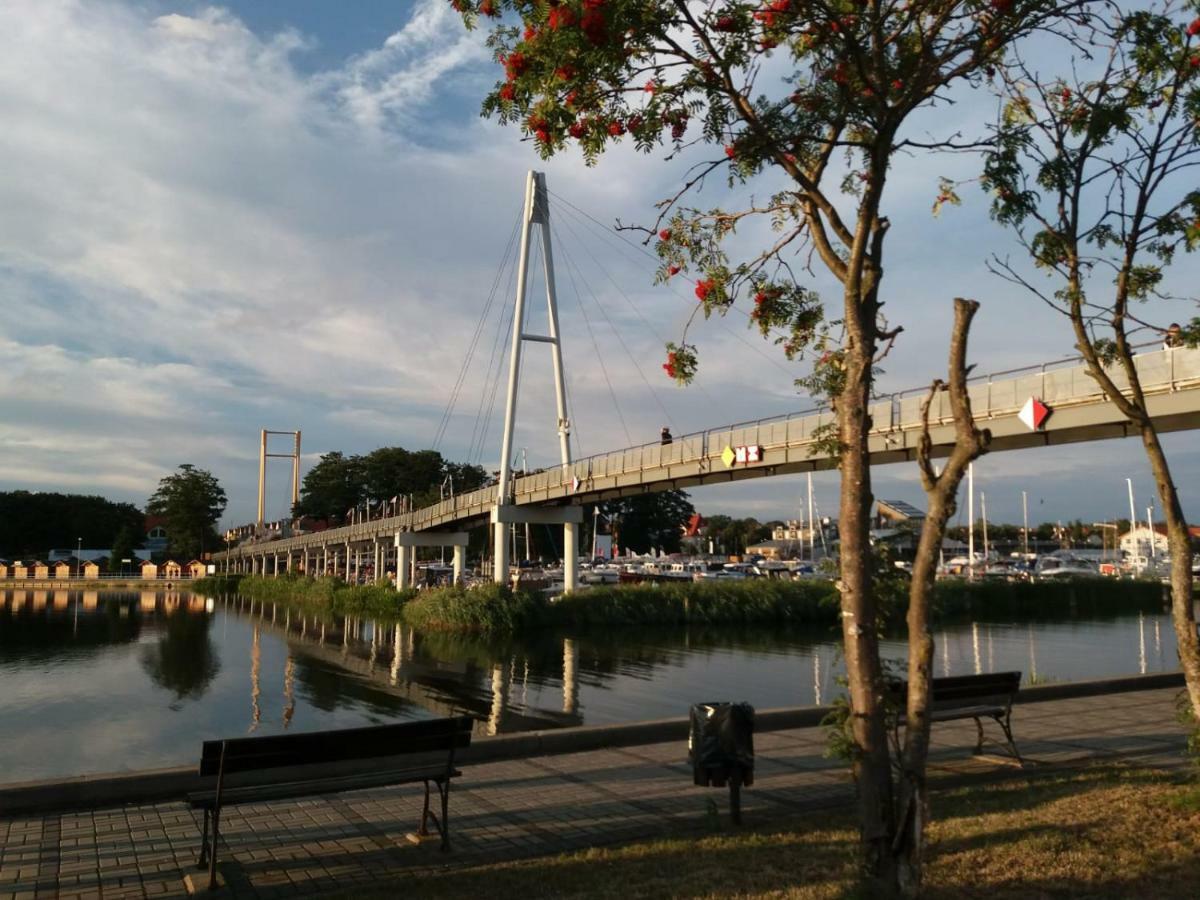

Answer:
[0,670,1184,817]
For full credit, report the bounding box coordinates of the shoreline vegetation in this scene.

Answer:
[191,574,1167,634]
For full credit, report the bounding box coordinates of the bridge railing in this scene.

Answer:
[503,345,1200,501]
[221,346,1200,548]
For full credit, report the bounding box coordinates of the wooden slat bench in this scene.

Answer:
[187,716,473,892]
[887,671,1022,763]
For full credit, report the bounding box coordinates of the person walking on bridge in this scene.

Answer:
[660,426,673,446]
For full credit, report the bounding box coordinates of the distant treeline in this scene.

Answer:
[294,448,490,524]
[0,491,144,560]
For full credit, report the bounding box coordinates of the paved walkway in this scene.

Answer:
[0,687,1188,899]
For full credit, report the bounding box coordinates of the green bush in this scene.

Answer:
[932,576,1164,620]
[232,574,412,620]
[551,579,841,627]
[400,582,547,633]
[210,572,1164,635]
[191,574,242,594]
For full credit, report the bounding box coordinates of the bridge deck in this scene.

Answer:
[216,347,1200,559]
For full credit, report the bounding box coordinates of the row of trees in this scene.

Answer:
[293,447,489,524]
[451,1,1200,894]
[0,491,144,560]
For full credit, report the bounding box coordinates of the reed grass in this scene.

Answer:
[196,572,1165,634]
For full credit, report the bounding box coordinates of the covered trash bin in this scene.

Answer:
[689,702,755,822]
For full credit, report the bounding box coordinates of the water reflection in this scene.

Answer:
[139,606,220,704]
[0,589,1191,785]
[1,590,142,660]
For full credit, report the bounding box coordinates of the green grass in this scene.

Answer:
[192,572,1165,635]
[224,574,412,619]
[400,582,547,633]
[339,764,1200,899]
[551,578,841,626]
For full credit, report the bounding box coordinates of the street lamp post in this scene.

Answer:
[76,537,82,579]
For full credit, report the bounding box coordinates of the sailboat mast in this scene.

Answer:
[967,463,975,580]
[981,492,989,563]
[807,472,816,562]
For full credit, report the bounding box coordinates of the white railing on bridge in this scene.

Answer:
[222,346,1200,550]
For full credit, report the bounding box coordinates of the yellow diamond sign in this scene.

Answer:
[721,445,736,468]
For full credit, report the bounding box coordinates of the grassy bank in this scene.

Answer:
[193,572,1165,634]
[200,574,412,619]
[551,578,840,626]
[347,764,1200,899]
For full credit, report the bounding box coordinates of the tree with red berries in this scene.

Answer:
[983,0,1200,733]
[449,1,1088,894]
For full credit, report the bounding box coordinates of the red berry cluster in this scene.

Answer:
[503,51,529,81]
[662,350,678,379]
[547,6,576,30]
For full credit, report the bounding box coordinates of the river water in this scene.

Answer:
[0,588,1184,784]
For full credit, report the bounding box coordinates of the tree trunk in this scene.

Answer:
[895,298,989,897]
[1139,424,1200,721]
[837,321,897,891]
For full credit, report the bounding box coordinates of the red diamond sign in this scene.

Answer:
[1019,396,1051,431]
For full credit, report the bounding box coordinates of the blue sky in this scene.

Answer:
[0,0,1197,531]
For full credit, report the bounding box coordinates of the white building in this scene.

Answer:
[1119,525,1169,560]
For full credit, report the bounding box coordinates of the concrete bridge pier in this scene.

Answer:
[394,531,469,589]
[491,505,583,592]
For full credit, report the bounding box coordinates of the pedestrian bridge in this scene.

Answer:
[215,346,1200,580]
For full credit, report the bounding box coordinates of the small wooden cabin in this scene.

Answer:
[140,560,159,579]
[83,560,104,579]
[0,562,8,579]
[32,561,49,579]
[12,562,27,578]
[54,561,73,579]
[163,560,182,580]
[187,560,207,579]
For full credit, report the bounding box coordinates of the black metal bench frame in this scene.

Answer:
[188,716,473,891]
[887,671,1022,764]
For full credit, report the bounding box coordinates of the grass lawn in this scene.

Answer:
[348,765,1200,899]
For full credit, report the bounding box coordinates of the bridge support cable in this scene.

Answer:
[556,229,634,446]
[432,209,523,452]
[468,244,520,465]
[551,201,722,413]
[548,189,801,382]
[552,219,675,430]
[492,171,578,594]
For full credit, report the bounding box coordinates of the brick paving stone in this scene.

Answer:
[0,686,1188,898]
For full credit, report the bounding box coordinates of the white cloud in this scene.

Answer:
[0,0,1194,527]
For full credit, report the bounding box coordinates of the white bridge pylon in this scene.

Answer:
[493,171,583,591]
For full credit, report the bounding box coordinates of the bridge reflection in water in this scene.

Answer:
[218,594,585,737]
[0,590,1186,785]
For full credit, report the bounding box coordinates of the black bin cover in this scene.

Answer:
[688,702,755,778]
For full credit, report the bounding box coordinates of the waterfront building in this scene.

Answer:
[163,560,182,580]
[875,499,926,526]
[141,560,158,579]
[32,561,50,579]
[53,561,72,578]
[1119,525,1169,559]
[83,560,104,578]
[187,560,207,578]
[746,538,805,560]
[12,561,28,578]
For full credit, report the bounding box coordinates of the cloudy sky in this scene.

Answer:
[1,0,1197,531]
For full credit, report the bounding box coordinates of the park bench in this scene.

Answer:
[887,671,1022,764]
[187,716,473,891]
